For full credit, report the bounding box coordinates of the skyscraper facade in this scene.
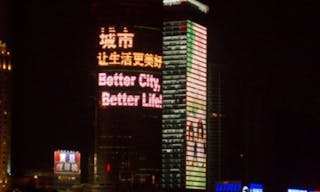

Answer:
[90,1,163,192]
[161,1,209,191]
[207,65,224,192]
[0,41,12,192]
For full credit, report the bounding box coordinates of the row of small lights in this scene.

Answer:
[0,64,12,71]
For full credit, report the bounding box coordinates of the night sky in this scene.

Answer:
[2,0,320,190]
[6,0,92,178]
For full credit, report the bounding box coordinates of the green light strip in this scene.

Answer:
[187,22,195,73]
[186,171,206,177]
[186,166,206,172]
[186,175,206,182]
[186,185,206,190]
[185,21,207,191]
[186,181,206,188]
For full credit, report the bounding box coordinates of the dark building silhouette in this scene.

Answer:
[0,41,12,192]
[207,64,224,192]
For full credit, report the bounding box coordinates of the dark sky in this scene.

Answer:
[7,0,92,178]
[212,0,319,189]
[2,0,320,190]
[212,0,319,190]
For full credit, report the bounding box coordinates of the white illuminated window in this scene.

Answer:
[69,153,75,163]
[60,153,66,162]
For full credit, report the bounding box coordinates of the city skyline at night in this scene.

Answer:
[1,0,319,191]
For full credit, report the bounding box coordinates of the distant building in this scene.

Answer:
[207,64,224,192]
[0,40,12,192]
[53,150,81,191]
[161,0,209,191]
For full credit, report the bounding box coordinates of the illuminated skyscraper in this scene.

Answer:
[89,1,162,191]
[0,41,12,192]
[161,0,209,191]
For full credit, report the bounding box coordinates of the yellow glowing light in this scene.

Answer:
[120,52,133,66]
[99,26,134,50]
[117,27,134,49]
[132,52,144,67]
[153,55,162,68]
[99,27,117,49]
[0,41,6,52]
[98,51,162,69]
[144,53,154,67]
[108,51,121,65]
[98,26,162,69]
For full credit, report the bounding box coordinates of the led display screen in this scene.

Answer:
[162,20,207,190]
[248,183,263,192]
[96,25,163,186]
[97,26,162,109]
[215,183,263,192]
[185,21,207,190]
[54,150,81,175]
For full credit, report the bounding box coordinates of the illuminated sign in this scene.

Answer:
[216,183,263,192]
[97,51,162,68]
[249,183,263,192]
[185,21,207,190]
[97,27,162,69]
[99,72,161,108]
[162,20,206,189]
[54,150,81,175]
[216,183,242,192]
[97,26,162,109]
[242,183,263,192]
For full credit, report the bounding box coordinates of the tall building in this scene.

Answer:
[161,1,209,191]
[89,1,163,192]
[207,65,224,192]
[0,41,12,192]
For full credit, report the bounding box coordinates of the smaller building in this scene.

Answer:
[53,150,81,192]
